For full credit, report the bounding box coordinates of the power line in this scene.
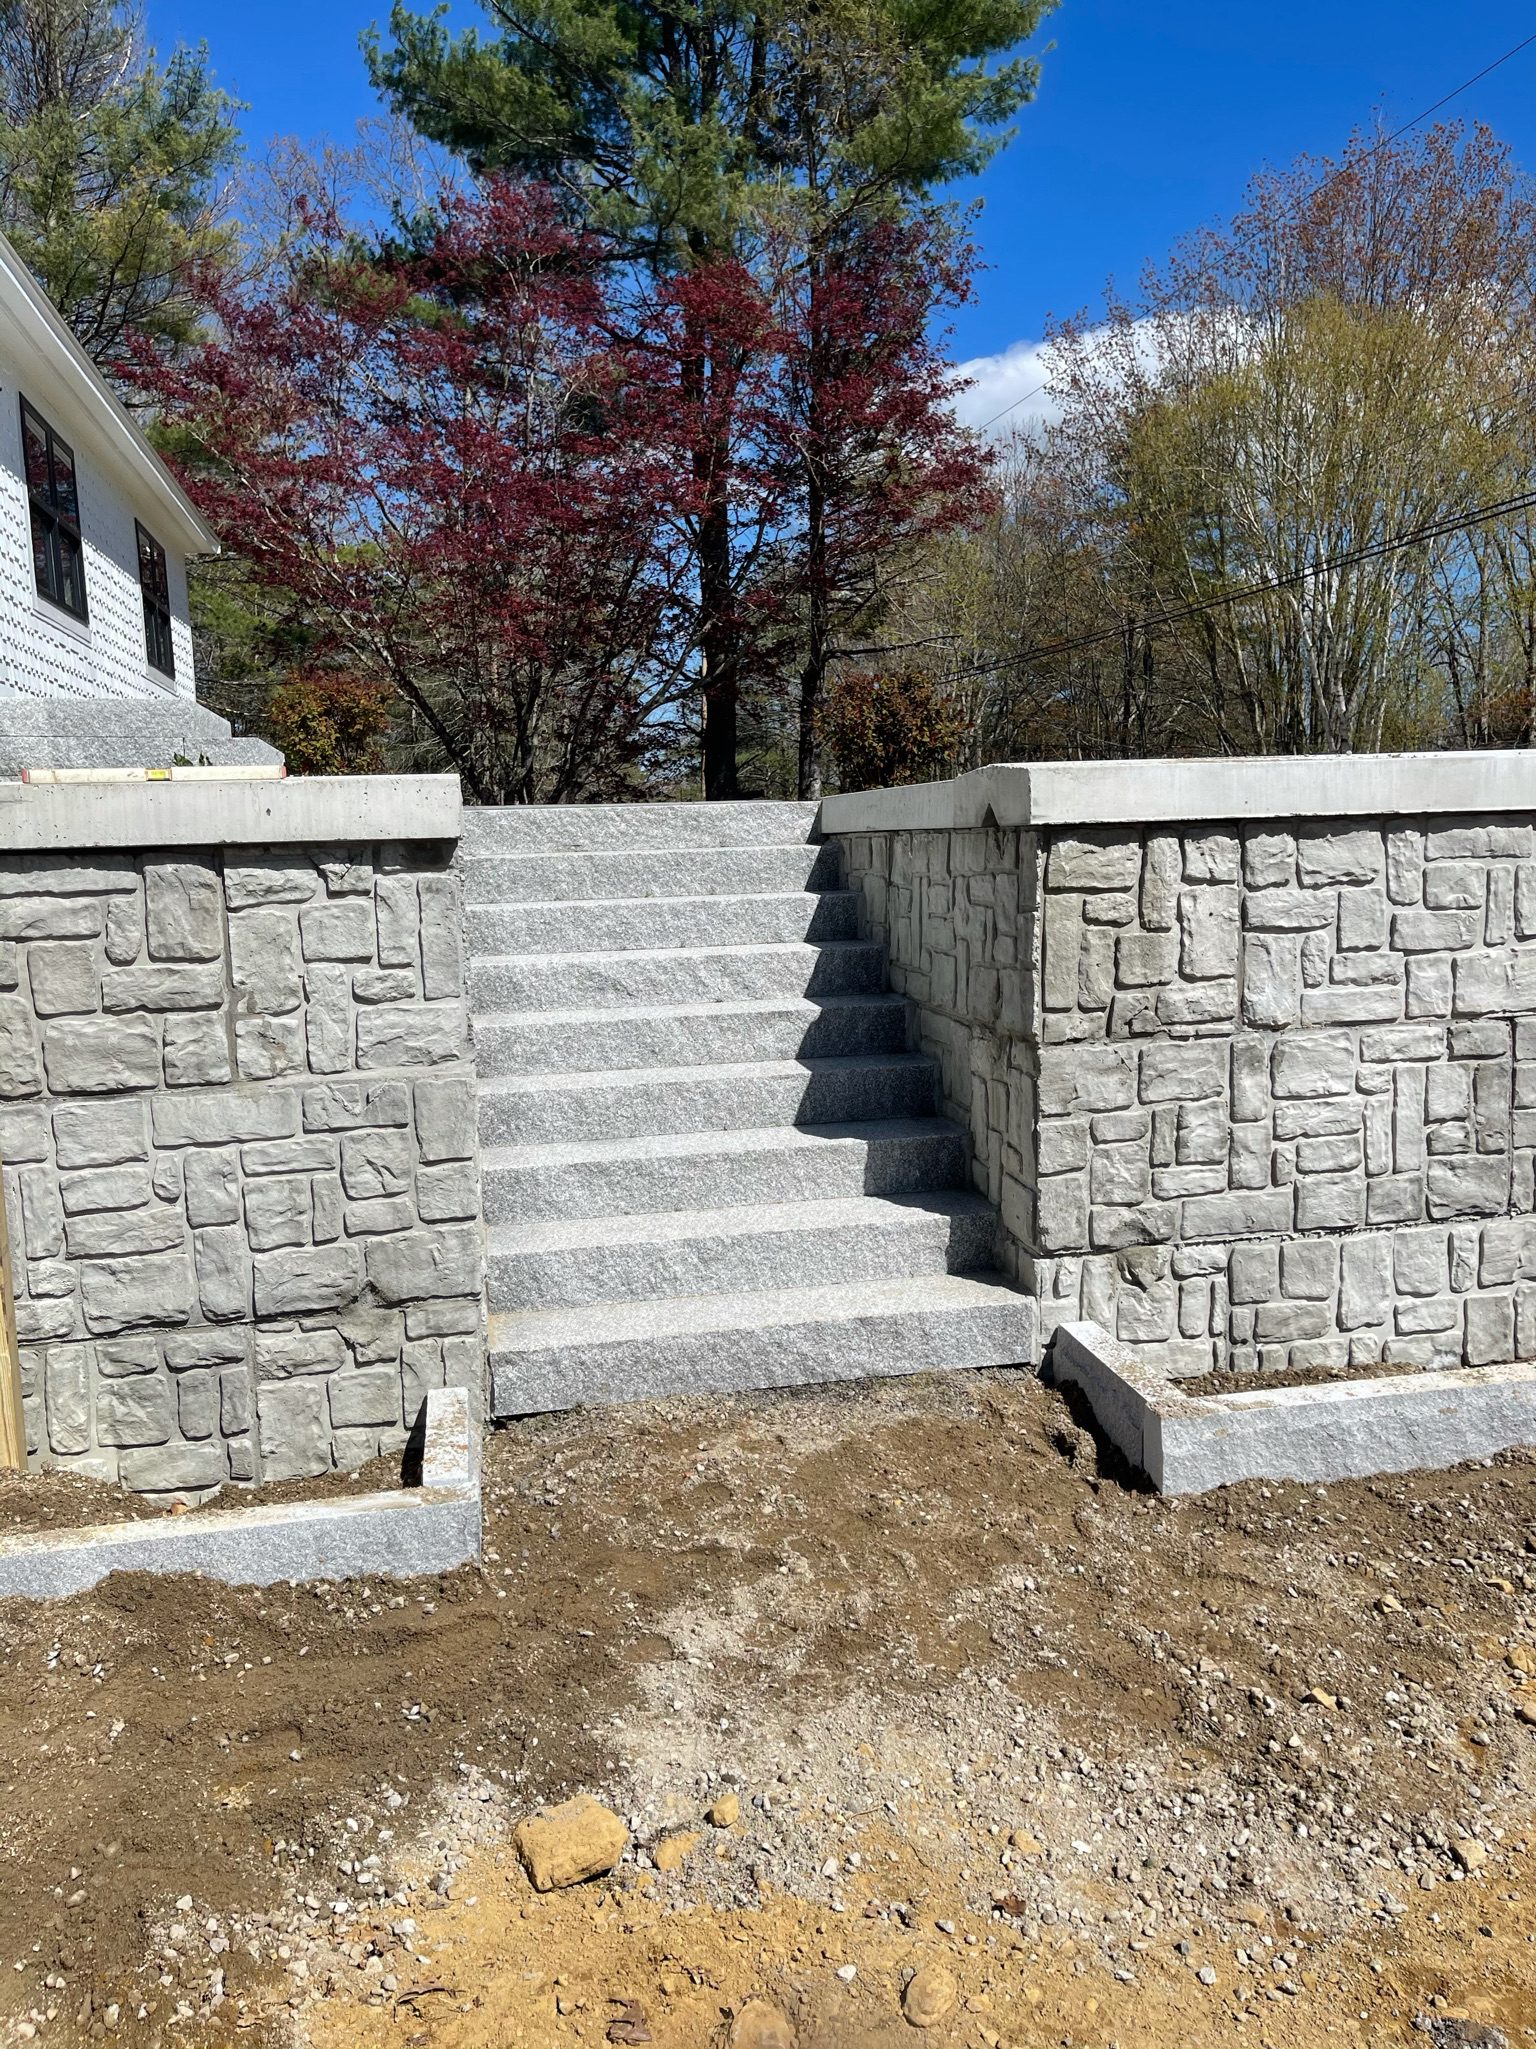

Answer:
[969,25,1536,436]
[939,485,1536,688]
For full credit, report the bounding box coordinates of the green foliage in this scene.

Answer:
[367,0,1053,263]
[905,122,1536,763]
[820,665,965,791]
[179,551,312,744]
[265,673,393,778]
[0,0,241,375]
[369,0,1043,796]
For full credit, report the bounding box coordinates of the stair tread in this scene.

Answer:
[492,1189,992,1254]
[490,1269,1026,1350]
[469,888,857,915]
[470,939,879,971]
[466,892,862,956]
[461,798,823,853]
[481,1115,964,1171]
[472,992,905,1029]
[478,1051,931,1097]
[465,839,829,864]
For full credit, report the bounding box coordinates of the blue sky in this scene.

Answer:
[151,0,1536,425]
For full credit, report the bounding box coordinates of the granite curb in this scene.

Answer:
[1047,1320,1536,1493]
[0,1384,481,1598]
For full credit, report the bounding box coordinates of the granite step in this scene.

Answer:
[465,891,862,957]
[462,842,839,905]
[460,799,822,854]
[461,800,1037,1410]
[480,1117,969,1222]
[473,994,910,1078]
[489,1271,1037,1415]
[469,939,887,1012]
[476,1053,938,1146]
[486,1191,997,1310]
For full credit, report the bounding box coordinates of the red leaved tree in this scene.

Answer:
[142,180,698,803]
[766,210,996,796]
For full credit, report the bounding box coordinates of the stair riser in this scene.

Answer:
[490,1295,1037,1415]
[488,1210,997,1310]
[470,942,886,1011]
[460,801,822,854]
[479,1062,938,1146]
[462,843,841,905]
[466,892,861,956]
[482,1130,968,1222]
[475,1001,909,1077]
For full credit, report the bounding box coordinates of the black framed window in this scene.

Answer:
[20,397,86,622]
[136,522,174,678]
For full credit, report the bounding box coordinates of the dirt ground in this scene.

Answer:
[0,1454,401,1535]
[1181,1358,1423,1397]
[3,1368,1536,2048]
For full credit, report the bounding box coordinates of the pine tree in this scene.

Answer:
[0,0,241,377]
[369,0,1050,795]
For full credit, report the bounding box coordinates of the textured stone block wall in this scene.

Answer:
[0,841,482,1490]
[840,827,1037,1275]
[839,811,1536,1378]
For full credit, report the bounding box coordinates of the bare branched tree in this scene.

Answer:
[916,122,1536,759]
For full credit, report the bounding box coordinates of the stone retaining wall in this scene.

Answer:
[838,825,1037,1277]
[0,777,480,1491]
[827,757,1536,1379]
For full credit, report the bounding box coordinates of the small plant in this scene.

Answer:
[265,672,392,776]
[819,667,966,792]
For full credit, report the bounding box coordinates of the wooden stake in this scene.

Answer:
[0,1159,25,1471]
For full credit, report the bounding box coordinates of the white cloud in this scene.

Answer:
[951,337,1061,438]
[953,316,1178,440]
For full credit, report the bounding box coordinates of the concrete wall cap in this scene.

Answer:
[819,749,1536,834]
[0,773,462,849]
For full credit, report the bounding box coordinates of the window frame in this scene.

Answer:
[135,520,175,679]
[20,396,88,624]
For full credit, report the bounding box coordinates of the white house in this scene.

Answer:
[0,228,276,770]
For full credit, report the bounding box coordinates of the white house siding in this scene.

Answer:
[0,340,197,705]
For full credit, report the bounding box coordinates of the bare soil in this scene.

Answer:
[0,1453,404,1537]
[2,1370,1536,2049]
[0,1466,170,1535]
[1180,1359,1427,1397]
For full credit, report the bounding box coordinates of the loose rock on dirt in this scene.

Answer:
[727,1997,796,2048]
[513,1793,628,1892]
[900,1961,957,2028]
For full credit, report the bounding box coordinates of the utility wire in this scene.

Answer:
[939,485,1536,688]
[970,25,1536,435]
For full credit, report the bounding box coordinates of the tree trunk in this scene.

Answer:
[796,252,828,801]
[701,678,738,797]
[796,659,821,799]
[684,292,740,802]
[797,467,827,800]
[699,491,739,799]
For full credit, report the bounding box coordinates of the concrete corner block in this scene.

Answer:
[1046,1320,1536,1495]
[420,1383,477,1488]
[1047,1322,1160,1474]
[0,1384,483,1599]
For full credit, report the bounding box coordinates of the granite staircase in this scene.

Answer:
[461,802,1034,1414]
